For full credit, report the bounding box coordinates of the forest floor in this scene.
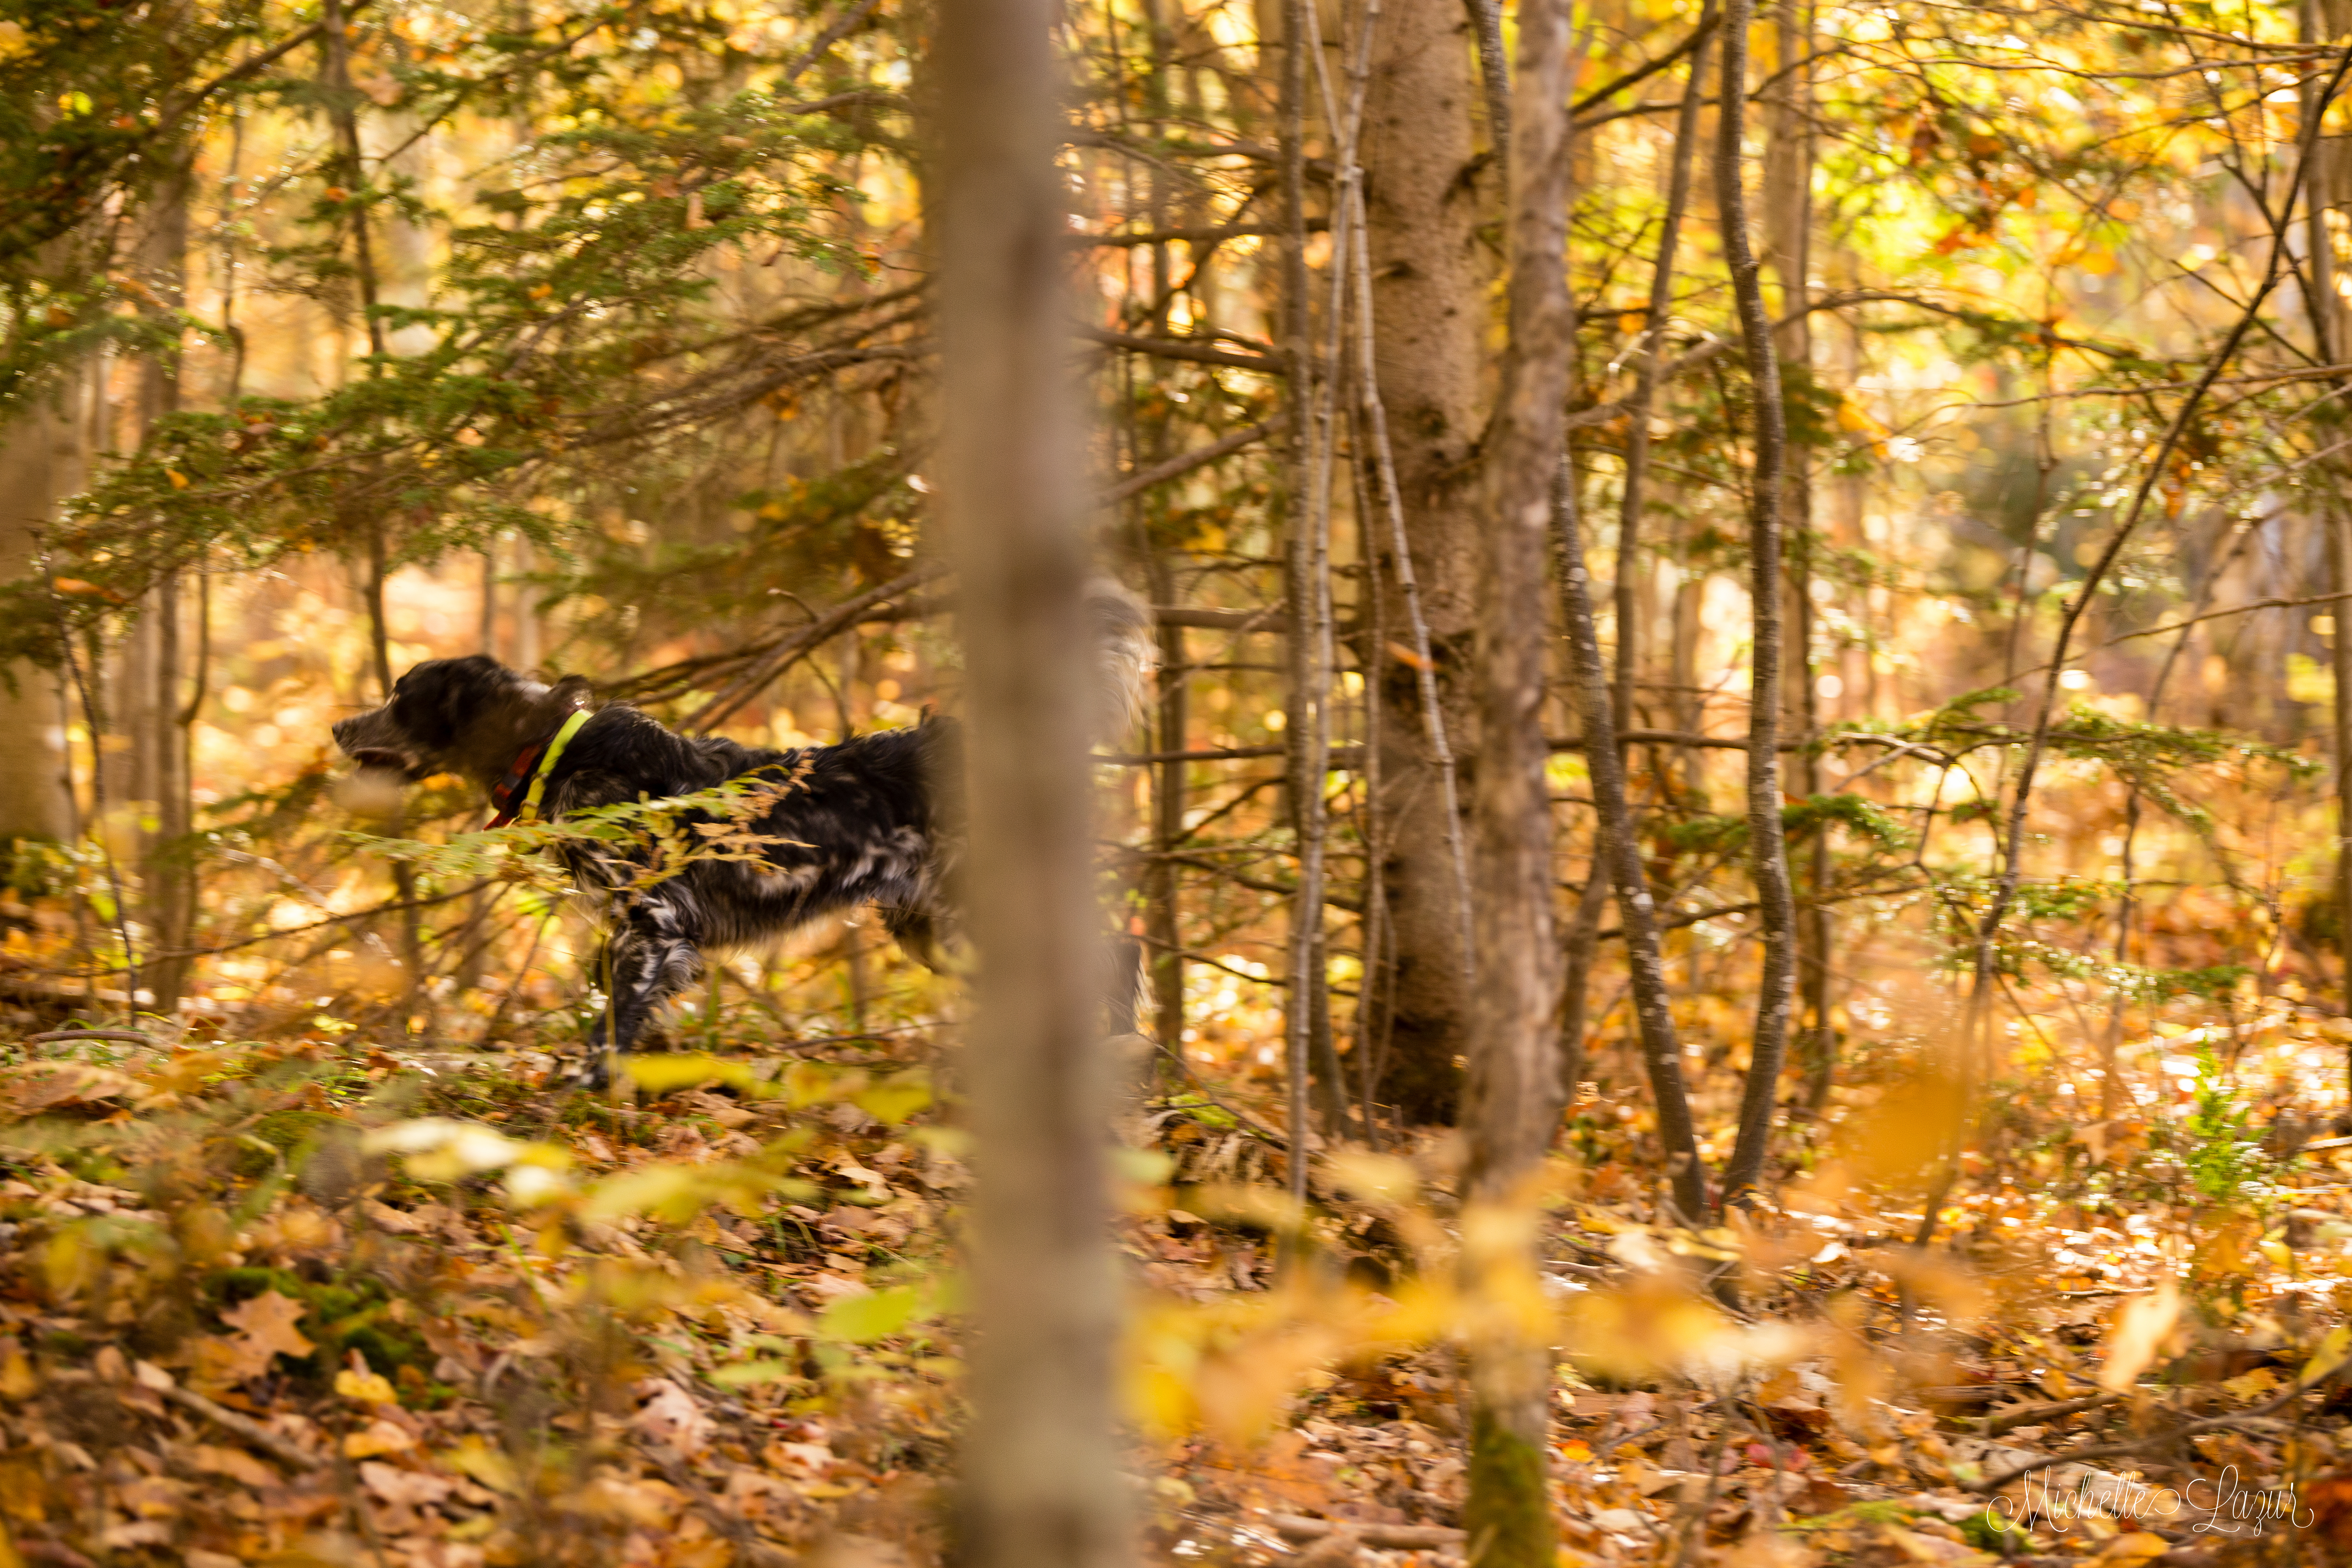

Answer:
[0,1017,2349,1568]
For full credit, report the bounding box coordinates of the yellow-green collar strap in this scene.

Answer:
[518,708,591,824]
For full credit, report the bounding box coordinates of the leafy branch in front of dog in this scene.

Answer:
[342,765,815,896]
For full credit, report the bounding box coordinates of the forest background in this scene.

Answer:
[6,0,2352,1563]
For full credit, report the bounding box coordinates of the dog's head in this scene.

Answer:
[333,656,590,787]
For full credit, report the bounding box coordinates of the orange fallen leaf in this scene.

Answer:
[220,1290,315,1362]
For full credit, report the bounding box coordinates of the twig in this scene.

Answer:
[780,0,884,88]
[676,563,949,730]
[1966,1364,2350,1492]
[161,1384,324,1472]
[1155,1041,1295,1152]
[24,1029,156,1047]
[1259,1512,1467,1549]
[1078,323,1283,373]
[1101,416,1287,504]
[1983,1390,2120,1436]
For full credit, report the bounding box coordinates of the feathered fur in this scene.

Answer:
[331,580,1149,1071]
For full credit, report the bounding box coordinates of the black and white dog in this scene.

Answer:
[331,581,1154,1074]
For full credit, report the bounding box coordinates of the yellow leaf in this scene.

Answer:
[2094,1532,2171,1565]
[2099,1280,2181,1392]
[166,469,189,489]
[622,1053,756,1094]
[849,1074,931,1126]
[2302,1324,2352,1385]
[2223,1365,2279,1402]
[42,1227,98,1301]
[709,1358,799,1387]
[0,1344,34,1400]
[438,1438,518,1495]
[336,1366,399,1406]
[818,1285,928,1344]
[343,1418,416,1458]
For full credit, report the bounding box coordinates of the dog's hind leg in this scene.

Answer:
[586,888,708,1082]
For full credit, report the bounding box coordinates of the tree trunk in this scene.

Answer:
[1459,0,1571,1558]
[138,165,196,1013]
[0,386,81,851]
[1361,0,1484,1124]
[1715,0,1800,1209]
[1764,0,1831,1117]
[1275,0,1332,1191]
[1557,469,1711,1224]
[932,0,1123,1552]
[1149,614,1187,1072]
[2306,0,2352,1078]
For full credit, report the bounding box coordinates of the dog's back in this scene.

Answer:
[335,574,1153,1065]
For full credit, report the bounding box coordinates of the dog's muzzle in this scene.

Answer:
[333,710,426,780]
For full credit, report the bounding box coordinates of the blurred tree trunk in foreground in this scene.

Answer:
[1360,0,1484,1124]
[1459,0,1572,1554]
[0,381,80,851]
[136,167,197,1014]
[933,0,1123,1554]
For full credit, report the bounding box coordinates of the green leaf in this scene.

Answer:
[848,1073,931,1126]
[817,1285,929,1344]
[709,1358,800,1387]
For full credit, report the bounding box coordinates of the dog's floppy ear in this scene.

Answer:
[431,655,505,740]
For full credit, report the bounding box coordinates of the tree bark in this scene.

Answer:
[1765,0,1831,1118]
[1275,0,1328,1195]
[1715,0,1800,1209]
[2304,0,2352,1073]
[1459,0,1571,1557]
[1149,613,1188,1073]
[1361,0,1484,1124]
[1556,469,1711,1225]
[137,165,195,1013]
[933,0,1122,1553]
[0,385,80,850]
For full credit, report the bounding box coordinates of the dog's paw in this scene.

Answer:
[573,1052,620,1092]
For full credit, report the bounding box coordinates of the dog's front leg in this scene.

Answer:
[585,888,708,1086]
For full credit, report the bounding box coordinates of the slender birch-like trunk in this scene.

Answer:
[1459,0,1572,1555]
[1556,469,1712,1224]
[1765,0,1832,1116]
[1716,0,1801,1208]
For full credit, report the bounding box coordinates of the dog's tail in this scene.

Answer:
[1087,577,1157,742]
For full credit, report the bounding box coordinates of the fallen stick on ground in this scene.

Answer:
[161,1384,324,1473]
[1259,1510,1468,1549]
